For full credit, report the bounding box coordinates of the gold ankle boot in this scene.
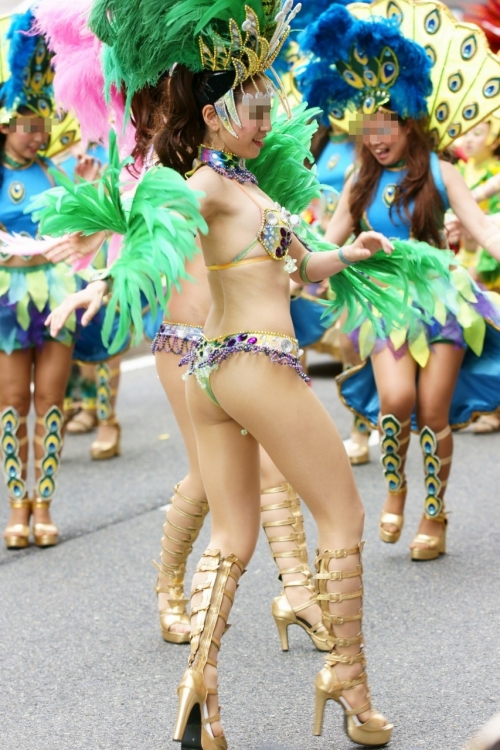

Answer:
[153,483,209,644]
[411,426,451,561]
[378,414,410,543]
[313,544,393,746]
[1,408,30,549]
[261,483,331,652]
[172,549,245,749]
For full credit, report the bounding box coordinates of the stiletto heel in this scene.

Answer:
[272,609,290,651]
[379,415,410,544]
[173,549,245,749]
[313,684,329,736]
[314,544,393,746]
[262,483,331,652]
[153,484,209,643]
[411,426,451,561]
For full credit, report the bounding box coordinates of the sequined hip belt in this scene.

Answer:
[151,321,204,355]
[180,330,310,406]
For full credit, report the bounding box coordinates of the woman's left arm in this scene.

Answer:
[441,160,500,260]
[288,230,394,285]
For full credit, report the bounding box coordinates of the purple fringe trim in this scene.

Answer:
[180,335,310,384]
[151,323,203,356]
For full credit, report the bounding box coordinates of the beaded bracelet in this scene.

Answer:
[299,253,314,284]
[337,246,353,266]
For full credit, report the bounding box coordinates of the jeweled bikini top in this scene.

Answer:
[194,148,299,273]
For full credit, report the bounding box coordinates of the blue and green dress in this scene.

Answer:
[337,153,500,430]
[0,157,86,354]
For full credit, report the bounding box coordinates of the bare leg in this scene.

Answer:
[184,353,389,733]
[371,347,418,536]
[412,343,465,553]
[32,340,74,536]
[0,350,33,544]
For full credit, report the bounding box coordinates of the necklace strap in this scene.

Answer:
[196,146,258,185]
[2,152,34,170]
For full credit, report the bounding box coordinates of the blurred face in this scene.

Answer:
[461,122,494,161]
[0,115,50,161]
[202,78,272,160]
[361,111,409,166]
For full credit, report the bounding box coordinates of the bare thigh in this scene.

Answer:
[208,353,364,550]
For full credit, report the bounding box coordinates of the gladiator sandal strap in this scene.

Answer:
[153,484,209,599]
[1,408,29,505]
[379,415,411,494]
[189,550,245,672]
[420,425,452,520]
[314,544,364,629]
[261,484,309,568]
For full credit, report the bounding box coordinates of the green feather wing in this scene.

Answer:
[30,131,206,354]
[247,102,322,214]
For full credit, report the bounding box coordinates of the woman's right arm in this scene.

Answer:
[324,174,356,245]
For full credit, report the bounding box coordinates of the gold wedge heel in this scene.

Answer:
[313,544,393,746]
[261,483,331,652]
[172,549,245,749]
[153,483,209,644]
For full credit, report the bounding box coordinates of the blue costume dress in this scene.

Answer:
[0,157,86,353]
[337,154,500,431]
[290,134,355,349]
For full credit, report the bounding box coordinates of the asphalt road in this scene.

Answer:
[1,350,499,750]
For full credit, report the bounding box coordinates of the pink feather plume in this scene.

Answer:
[33,0,136,154]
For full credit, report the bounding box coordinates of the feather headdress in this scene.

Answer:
[89,0,302,135]
[0,9,54,122]
[298,0,500,152]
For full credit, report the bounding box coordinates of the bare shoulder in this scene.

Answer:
[187,166,231,218]
[438,159,460,184]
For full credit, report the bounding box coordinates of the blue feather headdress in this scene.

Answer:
[0,10,54,123]
[297,4,433,123]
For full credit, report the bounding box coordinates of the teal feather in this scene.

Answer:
[29,131,206,353]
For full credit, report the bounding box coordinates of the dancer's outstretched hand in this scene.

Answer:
[44,231,107,265]
[45,280,107,337]
[342,231,394,263]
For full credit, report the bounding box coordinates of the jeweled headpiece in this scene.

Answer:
[0,10,54,124]
[298,0,500,152]
[89,0,301,136]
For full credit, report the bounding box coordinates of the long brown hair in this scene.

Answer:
[128,74,169,173]
[349,118,446,247]
[154,66,210,177]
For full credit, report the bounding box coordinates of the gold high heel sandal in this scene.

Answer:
[1,408,30,549]
[32,497,59,547]
[346,416,371,466]
[411,426,451,561]
[32,408,63,547]
[313,544,393,746]
[172,549,245,749]
[378,415,410,544]
[153,483,209,644]
[261,483,332,652]
[4,497,31,549]
[90,364,121,460]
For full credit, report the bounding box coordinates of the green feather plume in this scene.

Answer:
[90,0,275,102]
[30,131,206,354]
[299,231,454,336]
[247,102,322,214]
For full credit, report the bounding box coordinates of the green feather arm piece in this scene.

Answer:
[297,225,454,336]
[247,103,322,215]
[29,131,206,354]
